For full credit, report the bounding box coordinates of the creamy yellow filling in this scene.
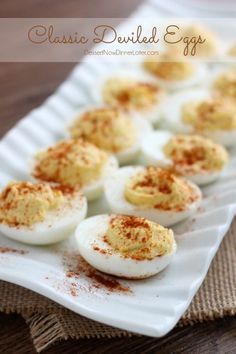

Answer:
[213,70,236,99]
[163,135,228,175]
[102,78,160,111]
[0,181,64,227]
[182,97,236,131]
[228,44,236,57]
[104,214,174,260]
[33,139,108,187]
[125,167,197,211]
[70,108,136,153]
[144,52,194,81]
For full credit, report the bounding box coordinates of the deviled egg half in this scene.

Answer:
[76,214,176,279]
[31,139,118,201]
[141,131,229,185]
[92,71,166,126]
[104,166,202,227]
[212,68,236,102]
[163,88,236,147]
[69,106,152,165]
[143,50,207,91]
[0,181,87,245]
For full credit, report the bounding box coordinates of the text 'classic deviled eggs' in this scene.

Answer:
[31,139,118,201]
[93,71,166,126]
[104,166,202,226]
[0,181,87,245]
[69,106,152,165]
[141,131,229,185]
[76,214,177,279]
[143,51,207,90]
[163,88,236,147]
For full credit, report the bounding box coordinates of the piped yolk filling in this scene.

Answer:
[163,135,228,175]
[182,97,236,131]
[33,139,108,188]
[0,181,64,227]
[104,214,174,261]
[213,70,236,99]
[144,52,194,81]
[70,108,137,153]
[102,78,160,111]
[125,167,198,211]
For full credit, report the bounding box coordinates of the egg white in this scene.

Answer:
[141,130,226,185]
[116,115,153,165]
[91,69,167,126]
[200,130,236,148]
[68,106,153,165]
[31,155,118,202]
[82,155,118,201]
[0,191,87,245]
[143,62,207,91]
[75,214,177,279]
[104,166,202,227]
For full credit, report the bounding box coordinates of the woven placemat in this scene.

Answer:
[0,218,235,352]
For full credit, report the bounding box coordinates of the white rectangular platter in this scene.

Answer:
[0,2,236,337]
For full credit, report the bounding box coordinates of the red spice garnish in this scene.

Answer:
[32,139,100,187]
[131,167,174,194]
[92,245,108,255]
[0,181,77,227]
[52,184,78,196]
[62,251,132,295]
[129,167,200,212]
[102,215,159,262]
[70,282,79,297]
[110,214,150,231]
[116,83,159,108]
[1,182,45,199]
[170,146,206,166]
[0,246,28,255]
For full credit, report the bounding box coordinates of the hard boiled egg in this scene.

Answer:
[141,131,229,185]
[104,166,202,227]
[0,181,87,245]
[162,88,236,147]
[80,155,118,201]
[68,106,152,165]
[75,214,177,279]
[91,70,166,126]
[31,139,118,201]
